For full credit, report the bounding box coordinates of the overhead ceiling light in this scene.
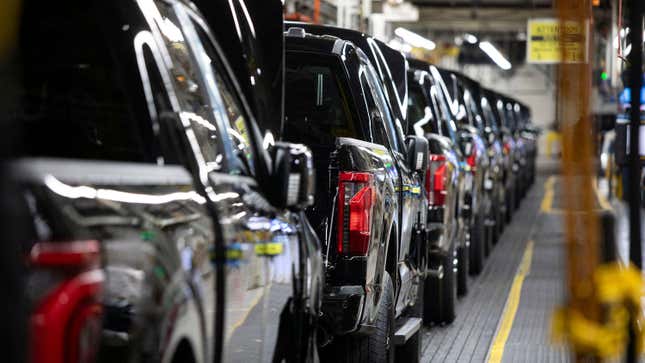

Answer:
[388,38,412,53]
[479,41,512,70]
[388,38,403,50]
[464,33,478,44]
[394,27,436,50]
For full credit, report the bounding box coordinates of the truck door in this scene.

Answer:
[136,1,304,361]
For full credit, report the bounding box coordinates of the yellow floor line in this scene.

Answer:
[542,176,612,214]
[487,240,535,363]
[540,177,555,213]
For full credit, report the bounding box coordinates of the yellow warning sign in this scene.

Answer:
[527,18,588,64]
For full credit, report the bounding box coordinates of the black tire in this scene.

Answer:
[469,211,485,275]
[484,224,493,256]
[514,181,522,209]
[495,201,504,240]
[323,273,395,363]
[495,188,505,238]
[424,246,456,325]
[457,245,468,296]
[505,186,514,223]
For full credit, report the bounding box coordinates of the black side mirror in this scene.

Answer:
[268,142,315,210]
[406,135,429,174]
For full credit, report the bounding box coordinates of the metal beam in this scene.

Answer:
[411,0,552,8]
[394,7,554,32]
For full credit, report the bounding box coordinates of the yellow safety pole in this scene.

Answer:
[553,1,645,360]
[0,0,21,60]
[555,0,601,361]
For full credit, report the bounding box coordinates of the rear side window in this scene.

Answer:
[430,85,458,144]
[284,52,360,146]
[359,71,390,147]
[408,81,438,136]
[481,98,500,131]
[363,62,402,153]
[8,1,151,162]
[464,90,484,131]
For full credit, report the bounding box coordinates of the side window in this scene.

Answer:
[435,86,459,144]
[359,70,390,148]
[482,98,500,131]
[408,81,437,136]
[191,20,255,175]
[428,86,445,136]
[152,2,254,176]
[138,44,181,165]
[465,91,483,131]
[154,3,227,172]
[430,85,453,141]
[362,63,400,153]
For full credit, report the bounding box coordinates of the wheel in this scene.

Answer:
[469,211,485,275]
[505,186,514,223]
[484,223,493,256]
[323,273,395,363]
[496,188,506,237]
[514,181,522,209]
[457,245,468,296]
[493,190,503,243]
[424,245,456,325]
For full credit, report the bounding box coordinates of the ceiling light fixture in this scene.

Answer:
[394,27,436,50]
[479,41,512,70]
[464,33,478,44]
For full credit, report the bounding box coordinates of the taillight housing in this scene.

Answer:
[29,240,103,363]
[466,147,477,172]
[426,155,448,206]
[503,141,511,155]
[337,172,374,256]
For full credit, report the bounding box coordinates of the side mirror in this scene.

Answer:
[269,142,315,210]
[406,135,429,174]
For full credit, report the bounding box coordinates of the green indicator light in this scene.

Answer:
[601,72,608,81]
[141,230,155,241]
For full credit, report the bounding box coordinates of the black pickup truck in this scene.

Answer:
[451,74,507,247]
[481,89,515,226]
[287,26,431,312]
[282,28,428,362]
[515,102,538,190]
[406,60,466,323]
[439,68,492,275]
[6,1,323,362]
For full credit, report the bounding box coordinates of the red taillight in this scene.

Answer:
[30,241,103,363]
[503,142,511,155]
[466,148,477,172]
[427,155,448,206]
[30,240,100,269]
[337,171,374,256]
